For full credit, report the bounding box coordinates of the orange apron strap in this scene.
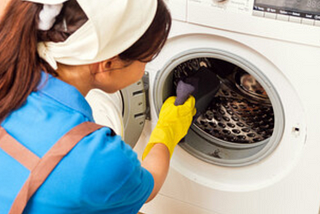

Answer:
[0,127,40,171]
[9,122,103,214]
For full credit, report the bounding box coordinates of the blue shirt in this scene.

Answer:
[0,73,154,214]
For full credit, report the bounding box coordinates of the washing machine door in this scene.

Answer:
[149,33,306,192]
[86,79,147,148]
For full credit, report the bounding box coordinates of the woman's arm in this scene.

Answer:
[141,143,170,203]
[140,96,196,203]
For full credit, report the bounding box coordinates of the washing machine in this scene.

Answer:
[86,81,148,148]
[131,0,320,213]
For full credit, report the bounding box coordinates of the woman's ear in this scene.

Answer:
[97,56,120,73]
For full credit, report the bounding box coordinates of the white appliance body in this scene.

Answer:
[133,0,320,213]
[87,80,147,148]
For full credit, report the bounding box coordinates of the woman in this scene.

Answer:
[0,0,195,213]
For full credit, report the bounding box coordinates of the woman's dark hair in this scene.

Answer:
[0,0,171,120]
[119,0,172,62]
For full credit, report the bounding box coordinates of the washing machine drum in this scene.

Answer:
[174,67,274,144]
[169,57,275,166]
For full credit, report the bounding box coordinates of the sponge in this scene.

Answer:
[174,67,220,114]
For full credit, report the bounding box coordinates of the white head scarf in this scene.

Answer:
[24,0,158,69]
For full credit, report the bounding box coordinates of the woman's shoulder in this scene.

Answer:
[81,125,138,166]
[63,125,147,204]
[70,124,141,182]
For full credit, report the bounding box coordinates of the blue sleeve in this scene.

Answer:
[104,162,154,214]
[79,128,154,214]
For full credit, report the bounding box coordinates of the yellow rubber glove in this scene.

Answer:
[142,96,196,160]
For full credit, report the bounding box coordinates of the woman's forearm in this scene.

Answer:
[141,143,170,203]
